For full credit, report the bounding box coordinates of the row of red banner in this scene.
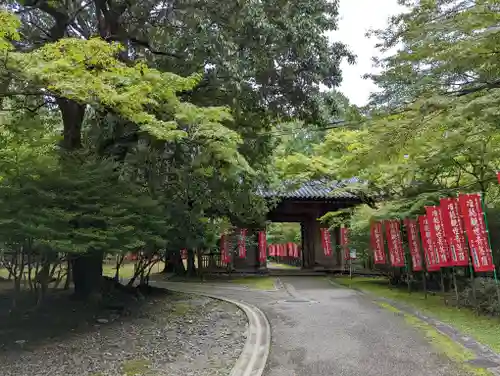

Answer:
[218,227,349,265]
[220,230,302,264]
[369,193,495,273]
[268,243,301,258]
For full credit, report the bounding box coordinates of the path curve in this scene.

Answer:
[156,277,475,376]
[152,281,271,376]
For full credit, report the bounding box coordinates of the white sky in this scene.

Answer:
[327,0,406,106]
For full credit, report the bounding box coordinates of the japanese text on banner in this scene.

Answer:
[384,220,405,267]
[220,234,231,265]
[370,222,386,264]
[418,215,440,271]
[340,227,349,260]
[458,193,495,272]
[404,219,423,272]
[238,228,247,258]
[440,198,468,266]
[322,228,333,257]
[425,206,451,267]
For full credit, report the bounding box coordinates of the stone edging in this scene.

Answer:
[151,282,271,376]
[327,278,500,374]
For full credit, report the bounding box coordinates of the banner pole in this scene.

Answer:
[479,192,500,304]
[416,218,428,299]
[440,268,447,305]
[452,267,459,307]
[458,194,477,312]
[401,220,411,294]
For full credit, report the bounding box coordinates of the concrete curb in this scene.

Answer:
[152,282,271,376]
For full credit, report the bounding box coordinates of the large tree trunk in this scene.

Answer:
[162,249,186,275]
[71,250,104,300]
[163,250,186,275]
[186,249,196,277]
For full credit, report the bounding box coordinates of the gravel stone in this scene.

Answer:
[0,292,246,376]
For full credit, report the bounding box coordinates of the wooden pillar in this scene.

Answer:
[302,217,322,268]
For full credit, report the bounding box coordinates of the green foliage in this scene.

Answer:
[460,278,500,316]
[0,0,353,301]
[266,223,301,244]
[271,0,500,268]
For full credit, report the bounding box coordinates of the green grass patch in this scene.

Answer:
[103,262,165,279]
[375,300,491,376]
[334,276,500,354]
[230,276,276,290]
[267,262,300,270]
[121,359,151,376]
[171,302,191,316]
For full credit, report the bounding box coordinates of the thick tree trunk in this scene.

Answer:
[162,250,186,275]
[57,98,85,150]
[71,250,104,299]
[186,249,196,276]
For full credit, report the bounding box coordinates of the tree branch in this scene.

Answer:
[128,37,183,59]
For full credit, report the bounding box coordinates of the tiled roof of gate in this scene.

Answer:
[259,178,361,201]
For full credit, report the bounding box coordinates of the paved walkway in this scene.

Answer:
[162,277,473,376]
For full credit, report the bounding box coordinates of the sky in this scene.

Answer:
[326,0,406,106]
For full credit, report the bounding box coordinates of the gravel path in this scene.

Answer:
[0,292,247,376]
[164,276,477,376]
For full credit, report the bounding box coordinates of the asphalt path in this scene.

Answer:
[185,276,473,376]
[260,276,469,376]
[158,276,473,375]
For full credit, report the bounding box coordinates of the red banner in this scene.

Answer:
[339,227,349,260]
[238,228,247,258]
[321,228,333,256]
[220,234,230,265]
[258,231,267,262]
[404,219,423,271]
[180,249,187,260]
[440,197,469,266]
[384,220,405,267]
[293,243,300,258]
[370,222,386,264]
[425,206,451,267]
[458,193,495,272]
[418,215,440,271]
[268,244,275,257]
[281,244,287,257]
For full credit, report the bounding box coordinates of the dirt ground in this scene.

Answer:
[0,279,247,376]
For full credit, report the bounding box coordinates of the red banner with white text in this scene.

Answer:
[268,244,275,257]
[220,234,230,265]
[440,197,469,266]
[322,228,333,256]
[384,220,405,267]
[370,222,386,264]
[340,227,349,260]
[458,193,495,272]
[418,215,440,271]
[238,228,247,258]
[258,231,267,262]
[404,218,423,271]
[426,206,451,267]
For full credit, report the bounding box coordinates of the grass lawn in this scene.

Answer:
[333,276,500,354]
[267,261,300,270]
[103,262,165,279]
[229,276,276,290]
